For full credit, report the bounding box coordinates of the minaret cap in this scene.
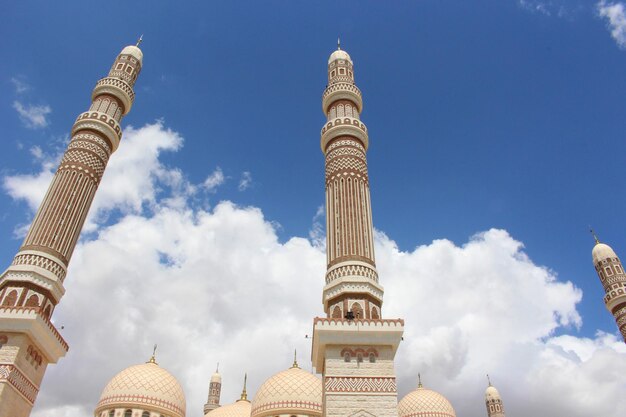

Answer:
[590,230,618,264]
[121,37,144,64]
[238,373,249,402]
[328,39,352,64]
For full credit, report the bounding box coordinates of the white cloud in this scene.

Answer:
[598,1,626,48]
[2,122,622,417]
[203,167,225,192]
[10,77,30,94]
[12,101,51,129]
[519,0,552,16]
[238,171,252,191]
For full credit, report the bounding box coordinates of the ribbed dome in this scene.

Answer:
[485,385,501,400]
[95,361,186,417]
[121,45,143,64]
[593,242,617,264]
[398,386,456,417]
[251,366,322,417]
[328,49,352,64]
[205,400,251,417]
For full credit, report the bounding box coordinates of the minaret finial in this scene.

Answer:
[590,228,600,245]
[337,37,341,50]
[216,362,219,373]
[292,349,299,368]
[136,34,143,47]
[487,374,492,386]
[417,373,423,388]
[239,373,248,401]
[147,344,158,364]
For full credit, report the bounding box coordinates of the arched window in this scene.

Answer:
[344,352,351,362]
[2,290,18,306]
[142,412,150,417]
[369,353,376,363]
[331,306,342,318]
[108,411,114,417]
[351,302,363,319]
[371,307,380,319]
[43,305,52,318]
[124,410,132,417]
[356,353,363,363]
[25,294,39,307]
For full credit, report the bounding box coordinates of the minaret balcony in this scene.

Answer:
[322,277,384,310]
[321,117,368,151]
[72,111,123,152]
[322,82,363,113]
[92,77,135,115]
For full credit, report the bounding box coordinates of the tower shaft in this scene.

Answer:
[592,241,626,342]
[311,46,403,417]
[0,44,143,417]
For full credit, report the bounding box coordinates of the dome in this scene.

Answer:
[211,371,222,383]
[121,45,143,64]
[205,400,251,417]
[328,49,352,64]
[592,242,617,264]
[251,366,322,417]
[485,385,501,400]
[95,360,186,417]
[398,386,456,417]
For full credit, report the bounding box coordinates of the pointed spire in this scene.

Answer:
[590,228,600,245]
[291,349,299,368]
[238,373,248,401]
[337,37,341,50]
[216,362,219,373]
[136,34,143,47]
[487,374,492,386]
[147,344,158,364]
[417,373,423,388]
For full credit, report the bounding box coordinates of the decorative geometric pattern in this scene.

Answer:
[326,264,378,284]
[61,149,106,178]
[0,364,39,404]
[68,136,111,163]
[326,155,368,179]
[11,253,67,281]
[325,376,396,393]
[96,362,186,417]
[327,139,365,154]
[95,76,135,101]
[398,387,456,417]
[251,367,322,417]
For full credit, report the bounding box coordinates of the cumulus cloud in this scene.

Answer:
[598,1,626,48]
[203,167,225,192]
[238,171,252,191]
[2,122,621,417]
[13,101,51,129]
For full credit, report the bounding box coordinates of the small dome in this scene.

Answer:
[205,400,251,417]
[485,385,501,400]
[592,242,617,264]
[211,371,222,383]
[328,49,352,64]
[251,366,322,417]
[398,386,456,417]
[121,45,143,64]
[95,361,186,417]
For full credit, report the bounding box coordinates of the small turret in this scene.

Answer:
[485,375,506,417]
[203,363,222,414]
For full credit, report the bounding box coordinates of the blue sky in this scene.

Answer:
[2,1,626,417]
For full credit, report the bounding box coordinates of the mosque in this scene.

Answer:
[0,38,625,417]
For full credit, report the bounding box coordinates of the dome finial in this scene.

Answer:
[417,373,423,388]
[216,362,219,373]
[136,34,143,47]
[590,228,600,245]
[487,374,492,386]
[239,373,248,401]
[147,344,158,364]
[337,37,341,50]
[292,349,299,368]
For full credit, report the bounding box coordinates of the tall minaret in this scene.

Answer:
[591,233,626,342]
[203,364,222,415]
[311,42,404,417]
[485,376,506,417]
[0,41,144,417]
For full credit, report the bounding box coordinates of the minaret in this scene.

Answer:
[203,364,222,415]
[311,42,404,417]
[485,375,506,417]
[591,232,626,342]
[0,41,144,417]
